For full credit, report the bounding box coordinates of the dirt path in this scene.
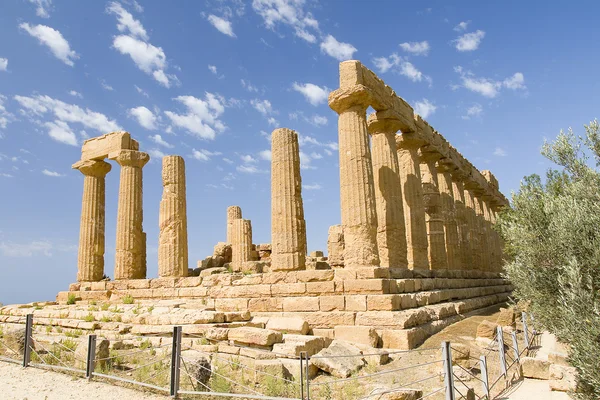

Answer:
[0,362,167,400]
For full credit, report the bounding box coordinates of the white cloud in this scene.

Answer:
[192,148,222,161]
[0,240,53,257]
[252,0,320,43]
[454,30,485,52]
[68,90,82,98]
[372,54,431,85]
[267,117,279,126]
[42,169,64,177]
[309,115,328,126]
[44,120,77,146]
[164,93,226,140]
[150,134,173,148]
[19,23,78,66]
[0,95,15,130]
[493,147,507,157]
[399,41,430,56]
[28,0,52,18]
[292,82,329,106]
[208,65,218,74]
[207,14,236,37]
[414,99,437,119]
[241,154,257,163]
[1,173,14,178]
[128,106,158,130]
[135,85,149,97]
[0,58,7,71]
[462,104,483,119]
[107,2,148,40]
[236,164,263,174]
[303,183,322,190]
[372,55,399,74]
[454,21,469,31]
[223,157,233,164]
[241,79,258,92]
[258,149,271,161]
[148,148,166,159]
[251,99,274,115]
[320,35,357,61]
[503,72,526,90]
[299,151,315,169]
[101,81,114,91]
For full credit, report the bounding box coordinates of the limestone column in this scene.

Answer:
[271,128,307,271]
[73,160,112,282]
[366,112,408,269]
[113,150,149,280]
[329,87,380,268]
[464,189,482,271]
[474,195,489,271]
[396,136,429,270]
[327,225,344,267]
[158,155,188,277]
[420,155,448,270]
[482,199,496,272]
[451,177,471,270]
[436,164,461,270]
[231,219,252,271]
[227,206,242,244]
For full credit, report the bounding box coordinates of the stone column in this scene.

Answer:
[113,150,149,280]
[158,155,188,277]
[420,154,448,270]
[231,219,252,271]
[474,195,489,271]
[73,160,112,282]
[327,225,344,267]
[464,189,482,271]
[227,206,242,244]
[451,177,471,270]
[396,136,429,270]
[329,86,380,268]
[366,111,408,269]
[271,128,307,271]
[482,199,496,272]
[436,164,461,270]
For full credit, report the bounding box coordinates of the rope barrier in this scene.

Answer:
[356,373,443,400]
[416,387,444,400]
[309,347,439,359]
[180,356,212,392]
[95,343,171,362]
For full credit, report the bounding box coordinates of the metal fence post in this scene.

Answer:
[441,341,456,400]
[511,331,520,363]
[496,326,507,377]
[170,326,182,398]
[299,352,305,400]
[304,351,310,400]
[521,312,530,349]
[86,334,97,379]
[22,314,33,368]
[479,355,490,399]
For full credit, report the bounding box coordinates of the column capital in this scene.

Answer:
[396,133,427,150]
[366,110,404,135]
[328,85,372,114]
[72,159,111,177]
[419,145,445,163]
[111,150,150,168]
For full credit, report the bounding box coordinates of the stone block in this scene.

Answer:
[280,358,319,379]
[312,329,335,339]
[496,308,516,327]
[297,270,334,282]
[282,297,319,312]
[345,295,367,311]
[521,357,551,380]
[549,364,579,392]
[282,312,355,328]
[206,328,229,341]
[334,326,379,347]
[356,267,390,279]
[476,320,497,339]
[241,261,266,274]
[319,296,345,312]
[367,295,401,311]
[253,359,290,383]
[311,340,364,378]
[306,281,336,295]
[381,329,426,350]
[248,298,283,312]
[344,279,388,294]
[200,267,228,278]
[228,327,283,348]
[310,251,324,257]
[218,344,240,355]
[334,269,356,281]
[266,317,310,335]
[377,389,423,400]
[279,334,328,356]
[81,131,135,161]
[214,298,248,312]
[271,283,306,295]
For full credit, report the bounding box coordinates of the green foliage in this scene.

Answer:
[100,303,110,311]
[139,339,152,350]
[83,313,95,322]
[498,120,600,399]
[122,295,134,304]
[61,338,78,351]
[100,316,112,323]
[66,294,77,305]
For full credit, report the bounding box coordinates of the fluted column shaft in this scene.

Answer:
[227,206,242,244]
[73,160,111,282]
[329,91,380,268]
[437,167,461,270]
[420,158,448,269]
[482,200,496,272]
[158,155,188,277]
[474,196,489,271]
[464,189,482,270]
[271,128,307,271]
[367,113,408,269]
[113,150,149,280]
[397,137,429,270]
[232,219,252,271]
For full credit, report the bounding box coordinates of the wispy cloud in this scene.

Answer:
[164,93,226,140]
[454,66,526,98]
[292,82,329,106]
[462,103,483,119]
[399,41,430,56]
[454,30,485,52]
[42,169,64,177]
[320,35,357,61]
[19,23,78,66]
[128,106,158,130]
[207,14,236,37]
[414,99,437,118]
[493,147,507,157]
[372,54,432,85]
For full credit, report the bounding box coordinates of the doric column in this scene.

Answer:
[420,152,448,270]
[72,160,112,282]
[366,111,408,269]
[158,155,188,277]
[464,189,482,270]
[450,178,471,270]
[227,206,242,244]
[329,86,380,268]
[481,199,496,272]
[112,150,149,280]
[396,136,429,270]
[271,128,307,271]
[327,225,344,267]
[436,163,461,270]
[231,219,252,271]
[474,195,489,271]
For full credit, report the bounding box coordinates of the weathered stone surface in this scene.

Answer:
[496,308,516,327]
[158,155,188,278]
[420,157,448,270]
[75,337,109,370]
[549,364,579,392]
[213,242,232,263]
[381,329,425,350]
[231,219,252,272]
[253,359,290,383]
[311,340,364,378]
[271,128,307,271]
[180,350,211,391]
[226,206,242,244]
[334,325,379,347]
[370,389,423,400]
[205,328,229,341]
[521,357,551,380]
[265,317,309,335]
[81,131,137,161]
[228,327,283,348]
[476,320,497,339]
[327,225,344,267]
[273,335,328,357]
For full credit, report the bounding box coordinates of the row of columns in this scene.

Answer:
[329,91,504,272]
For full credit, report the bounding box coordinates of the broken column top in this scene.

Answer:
[80,131,139,161]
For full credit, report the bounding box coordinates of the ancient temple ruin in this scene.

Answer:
[58,60,511,349]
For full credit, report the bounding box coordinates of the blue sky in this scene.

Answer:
[1,0,598,305]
